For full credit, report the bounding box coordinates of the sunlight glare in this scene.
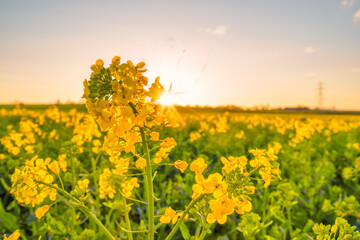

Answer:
[159,92,176,106]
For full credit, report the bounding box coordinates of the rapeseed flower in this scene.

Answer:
[35,205,50,219]
[78,179,90,189]
[174,160,188,173]
[3,230,20,240]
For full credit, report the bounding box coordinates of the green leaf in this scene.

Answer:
[179,222,191,240]
[0,200,19,231]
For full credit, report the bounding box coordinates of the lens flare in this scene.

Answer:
[159,92,176,106]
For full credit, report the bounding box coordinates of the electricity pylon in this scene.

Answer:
[318,82,323,110]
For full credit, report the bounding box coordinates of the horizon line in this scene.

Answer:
[0,102,359,112]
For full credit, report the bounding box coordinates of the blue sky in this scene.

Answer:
[0,0,359,109]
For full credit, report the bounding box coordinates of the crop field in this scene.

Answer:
[2,0,360,238]
[1,59,360,240]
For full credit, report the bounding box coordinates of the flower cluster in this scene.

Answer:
[159,207,187,224]
[342,156,360,182]
[71,115,102,152]
[173,148,281,225]
[98,156,140,199]
[248,148,281,187]
[83,56,179,156]
[189,115,229,142]
[0,119,41,155]
[313,217,360,240]
[154,137,177,164]
[10,155,63,206]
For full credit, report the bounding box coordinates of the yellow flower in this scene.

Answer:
[160,207,179,224]
[121,177,140,197]
[99,168,115,199]
[190,158,207,174]
[266,148,278,161]
[192,184,203,199]
[135,158,147,169]
[10,156,57,206]
[58,154,67,172]
[221,156,247,174]
[154,138,177,164]
[136,62,146,69]
[49,161,60,175]
[78,179,90,189]
[150,132,159,141]
[234,198,252,215]
[190,132,201,142]
[111,56,121,65]
[268,142,282,154]
[92,139,102,153]
[24,145,34,154]
[83,56,179,158]
[148,77,165,101]
[174,160,188,173]
[195,173,205,184]
[3,230,20,240]
[206,195,235,225]
[35,205,50,219]
[96,59,104,67]
[202,173,227,198]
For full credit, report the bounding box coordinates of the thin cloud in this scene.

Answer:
[342,0,356,6]
[305,47,317,53]
[200,25,227,36]
[354,9,360,22]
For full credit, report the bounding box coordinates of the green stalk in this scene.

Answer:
[71,155,77,236]
[37,181,116,240]
[285,204,293,238]
[91,152,101,215]
[128,102,155,239]
[139,127,155,240]
[197,224,211,240]
[30,208,37,235]
[260,188,269,236]
[165,195,205,240]
[75,203,117,240]
[37,181,81,204]
[123,197,134,240]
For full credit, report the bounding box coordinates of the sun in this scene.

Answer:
[159,92,177,106]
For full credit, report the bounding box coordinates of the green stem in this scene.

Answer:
[71,155,76,186]
[285,204,293,238]
[30,208,37,236]
[197,224,211,240]
[75,203,116,240]
[71,155,77,235]
[128,101,155,240]
[36,181,81,204]
[140,127,155,240]
[123,197,134,240]
[165,194,205,240]
[37,181,116,240]
[124,173,146,177]
[0,178,10,191]
[120,192,148,205]
[260,188,269,236]
[57,174,65,190]
[91,152,101,215]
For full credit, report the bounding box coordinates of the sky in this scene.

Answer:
[0,0,360,110]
